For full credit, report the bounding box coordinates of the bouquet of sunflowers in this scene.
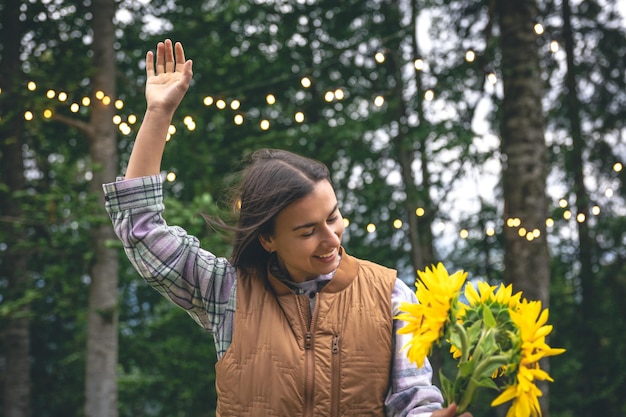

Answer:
[397,263,565,417]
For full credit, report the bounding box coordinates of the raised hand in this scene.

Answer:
[144,39,193,115]
[124,39,193,179]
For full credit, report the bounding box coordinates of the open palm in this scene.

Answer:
[144,39,193,114]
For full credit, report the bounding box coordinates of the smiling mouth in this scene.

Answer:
[315,249,336,259]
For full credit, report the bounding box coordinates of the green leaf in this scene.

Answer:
[472,376,499,391]
[482,305,497,328]
[438,371,456,407]
[458,359,475,379]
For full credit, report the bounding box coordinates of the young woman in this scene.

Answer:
[103,39,472,417]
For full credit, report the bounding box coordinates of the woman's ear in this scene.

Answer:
[259,234,274,253]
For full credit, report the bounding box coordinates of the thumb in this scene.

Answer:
[445,403,458,416]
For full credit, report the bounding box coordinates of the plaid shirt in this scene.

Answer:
[103,175,444,417]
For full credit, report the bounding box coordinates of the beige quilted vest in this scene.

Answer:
[215,251,397,417]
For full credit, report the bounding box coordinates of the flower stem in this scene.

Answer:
[454,321,470,364]
[456,354,510,414]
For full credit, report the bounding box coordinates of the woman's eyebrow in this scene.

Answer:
[292,203,338,231]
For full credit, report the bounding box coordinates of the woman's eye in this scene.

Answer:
[301,229,315,237]
[328,215,338,223]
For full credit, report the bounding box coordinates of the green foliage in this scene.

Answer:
[118,299,217,417]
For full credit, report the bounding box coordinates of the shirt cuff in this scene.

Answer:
[102,175,163,213]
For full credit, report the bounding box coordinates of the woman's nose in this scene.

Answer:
[323,222,342,246]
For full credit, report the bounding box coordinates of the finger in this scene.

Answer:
[164,39,175,73]
[174,41,186,71]
[155,41,165,74]
[145,51,154,78]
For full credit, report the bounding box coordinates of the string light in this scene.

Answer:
[183,115,196,130]
[300,76,312,88]
[550,40,559,53]
[506,218,519,228]
[119,122,131,135]
[14,23,619,242]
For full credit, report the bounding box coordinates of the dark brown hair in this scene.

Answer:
[213,149,331,277]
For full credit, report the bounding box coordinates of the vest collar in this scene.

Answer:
[267,247,359,296]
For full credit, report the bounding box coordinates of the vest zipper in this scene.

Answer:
[331,334,341,416]
[296,294,319,417]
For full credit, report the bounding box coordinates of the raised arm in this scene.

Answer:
[125,39,193,179]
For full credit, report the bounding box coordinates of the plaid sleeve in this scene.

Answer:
[102,175,236,356]
[385,278,444,417]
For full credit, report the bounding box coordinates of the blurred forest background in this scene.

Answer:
[1,0,625,416]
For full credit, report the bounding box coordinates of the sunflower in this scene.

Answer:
[491,299,566,417]
[397,262,467,367]
[452,282,522,361]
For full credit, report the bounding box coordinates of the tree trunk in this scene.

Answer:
[84,0,120,416]
[561,0,598,413]
[495,0,551,415]
[385,1,437,274]
[387,0,440,384]
[0,0,32,415]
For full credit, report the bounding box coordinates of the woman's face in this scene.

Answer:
[260,180,344,283]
